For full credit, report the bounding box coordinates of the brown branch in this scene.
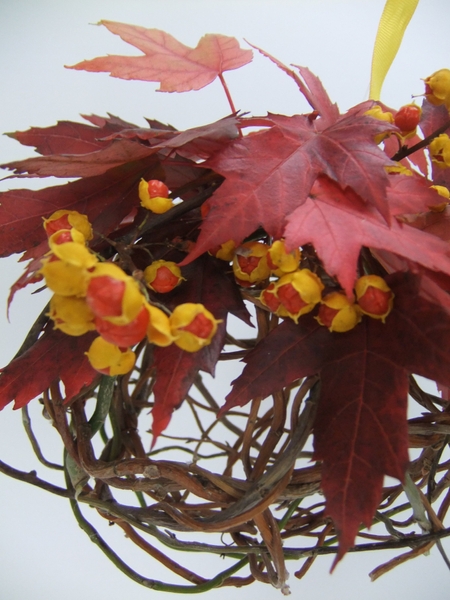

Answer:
[0,459,70,498]
[113,519,207,584]
[391,118,450,162]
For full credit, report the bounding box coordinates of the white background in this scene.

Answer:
[1,1,450,598]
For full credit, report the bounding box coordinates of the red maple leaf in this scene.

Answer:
[224,272,450,565]
[3,114,137,156]
[182,108,397,266]
[68,21,253,93]
[101,114,241,161]
[1,139,158,178]
[150,254,251,442]
[401,205,450,242]
[247,42,339,127]
[0,328,98,410]
[0,156,162,257]
[284,177,450,294]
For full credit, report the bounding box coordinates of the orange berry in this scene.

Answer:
[355,275,394,322]
[95,305,150,347]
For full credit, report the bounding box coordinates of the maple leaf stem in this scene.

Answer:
[218,73,238,116]
[390,118,450,161]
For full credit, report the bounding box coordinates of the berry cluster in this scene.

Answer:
[209,237,394,333]
[40,199,220,376]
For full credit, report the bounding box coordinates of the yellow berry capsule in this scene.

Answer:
[355,275,394,322]
[232,241,271,285]
[208,240,236,261]
[170,303,221,352]
[276,269,324,323]
[44,209,93,241]
[258,281,289,317]
[429,134,450,168]
[49,294,96,336]
[394,104,422,138]
[39,257,89,296]
[144,260,184,293]
[316,292,361,332]
[424,69,450,108]
[86,262,145,326]
[48,228,86,251]
[364,105,394,144]
[139,179,173,214]
[267,240,301,276]
[146,303,175,347]
[50,242,97,268]
[86,337,136,376]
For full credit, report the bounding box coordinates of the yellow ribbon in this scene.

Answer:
[369,0,420,100]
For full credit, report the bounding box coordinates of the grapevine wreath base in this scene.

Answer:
[1,326,450,593]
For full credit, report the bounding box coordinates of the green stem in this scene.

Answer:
[278,498,301,531]
[89,376,115,437]
[135,491,147,508]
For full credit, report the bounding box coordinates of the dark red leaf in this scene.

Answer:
[7,255,45,315]
[82,113,140,130]
[284,177,450,294]
[221,316,324,414]
[0,328,97,410]
[1,139,157,178]
[0,156,162,257]
[105,115,240,161]
[225,272,450,563]
[153,115,240,160]
[5,119,117,156]
[314,342,409,570]
[151,321,226,442]
[151,254,251,442]
[183,108,396,264]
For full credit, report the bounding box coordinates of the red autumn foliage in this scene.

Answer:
[151,253,250,441]
[0,328,98,410]
[2,21,450,573]
[224,272,450,565]
[67,21,253,92]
